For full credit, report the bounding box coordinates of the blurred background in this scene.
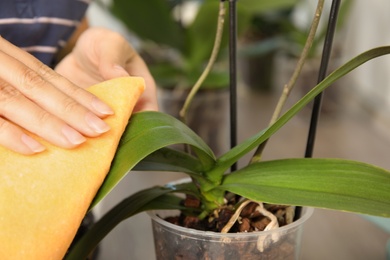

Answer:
[87,0,390,259]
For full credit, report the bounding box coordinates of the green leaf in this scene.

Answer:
[185,66,230,89]
[209,46,390,178]
[91,111,216,208]
[183,1,256,69]
[133,147,204,177]
[68,181,201,259]
[238,37,286,57]
[219,158,390,217]
[149,62,229,89]
[238,0,299,15]
[149,63,185,88]
[110,0,183,50]
[65,187,186,260]
[184,1,228,69]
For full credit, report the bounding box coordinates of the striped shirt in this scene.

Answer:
[0,0,90,67]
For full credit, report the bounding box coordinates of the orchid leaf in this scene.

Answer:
[133,147,209,182]
[133,147,203,175]
[220,158,390,217]
[66,186,186,260]
[210,46,390,177]
[91,111,216,208]
[69,182,200,259]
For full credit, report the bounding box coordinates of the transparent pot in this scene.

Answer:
[148,207,313,260]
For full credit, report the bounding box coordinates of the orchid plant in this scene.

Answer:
[66,1,390,259]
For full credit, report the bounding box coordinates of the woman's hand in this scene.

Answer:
[55,27,158,112]
[0,36,114,155]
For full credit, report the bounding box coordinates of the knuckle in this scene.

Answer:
[61,96,80,114]
[35,109,53,126]
[64,86,94,107]
[109,31,124,41]
[98,30,126,47]
[99,27,122,39]
[36,62,59,81]
[0,82,23,108]
[0,118,12,133]
[65,84,84,97]
[18,66,46,90]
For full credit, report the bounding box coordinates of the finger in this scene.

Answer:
[95,31,133,80]
[71,29,158,112]
[96,34,159,111]
[0,81,88,148]
[93,32,158,111]
[0,51,111,137]
[124,56,159,112]
[0,37,113,118]
[0,117,45,155]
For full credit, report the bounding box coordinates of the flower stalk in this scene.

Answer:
[179,1,226,123]
[251,0,325,163]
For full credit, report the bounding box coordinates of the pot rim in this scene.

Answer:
[147,177,314,238]
[147,207,313,239]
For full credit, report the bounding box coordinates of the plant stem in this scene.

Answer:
[179,1,226,122]
[250,0,325,164]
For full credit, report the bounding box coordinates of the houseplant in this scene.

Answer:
[238,3,296,92]
[237,0,351,93]
[106,0,300,155]
[66,0,390,259]
[108,0,298,90]
[274,0,353,112]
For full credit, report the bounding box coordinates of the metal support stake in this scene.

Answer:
[228,0,238,171]
[295,0,341,220]
[305,0,341,158]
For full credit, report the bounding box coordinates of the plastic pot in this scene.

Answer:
[148,207,313,260]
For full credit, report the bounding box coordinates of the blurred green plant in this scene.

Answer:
[66,1,390,259]
[66,45,390,260]
[109,0,299,89]
[281,0,353,58]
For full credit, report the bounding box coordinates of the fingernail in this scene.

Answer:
[62,125,86,145]
[21,134,46,153]
[85,112,111,134]
[91,97,114,115]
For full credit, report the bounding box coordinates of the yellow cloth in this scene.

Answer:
[0,77,145,259]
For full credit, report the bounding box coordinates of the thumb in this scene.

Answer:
[93,30,133,80]
[99,63,129,80]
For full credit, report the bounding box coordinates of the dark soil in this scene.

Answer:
[153,196,300,259]
[165,196,291,233]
